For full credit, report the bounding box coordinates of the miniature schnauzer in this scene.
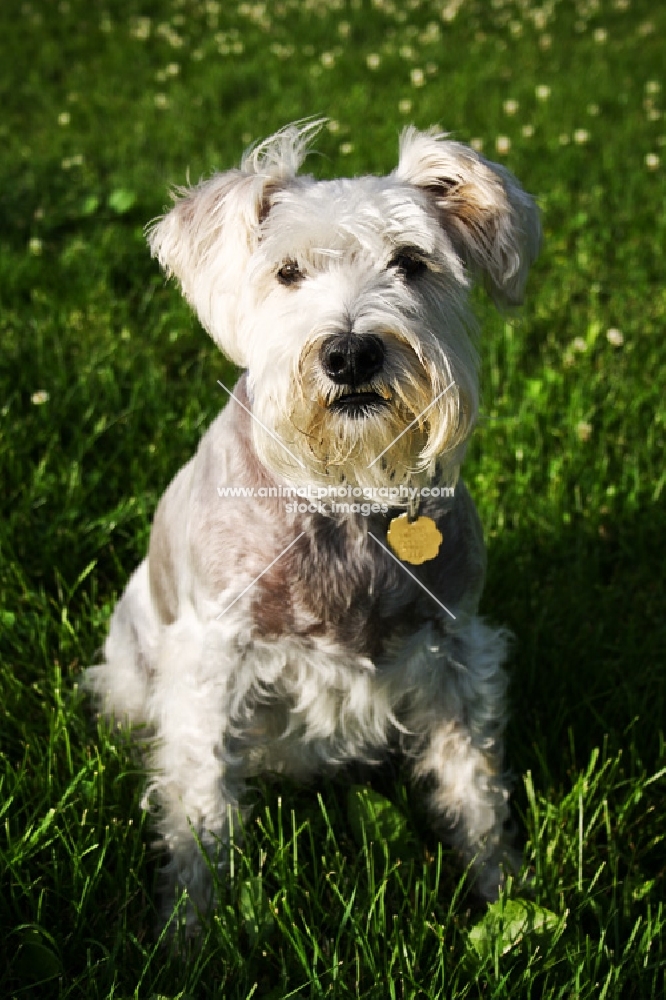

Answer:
[84,121,541,923]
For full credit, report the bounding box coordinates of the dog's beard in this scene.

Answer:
[252,338,474,494]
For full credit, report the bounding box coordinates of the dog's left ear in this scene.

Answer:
[394,128,541,305]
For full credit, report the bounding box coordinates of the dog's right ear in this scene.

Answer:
[147,120,324,365]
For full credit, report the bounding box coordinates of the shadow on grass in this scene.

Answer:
[483,501,666,777]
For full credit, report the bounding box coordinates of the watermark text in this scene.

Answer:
[216,483,454,516]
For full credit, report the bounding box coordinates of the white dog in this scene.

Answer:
[84,121,540,924]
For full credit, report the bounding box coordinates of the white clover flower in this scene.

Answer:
[539,33,552,49]
[559,133,570,145]
[645,80,661,95]
[532,9,548,30]
[28,238,43,256]
[321,51,335,68]
[398,99,412,114]
[441,0,463,22]
[495,135,511,155]
[410,68,425,87]
[271,43,294,60]
[166,62,180,76]
[338,21,351,37]
[61,154,84,169]
[31,390,49,405]
[574,129,590,144]
[154,93,169,109]
[572,337,587,353]
[339,142,354,155]
[521,124,535,138]
[645,152,660,170]
[606,327,624,347]
[366,53,380,69]
[576,420,593,442]
[587,103,600,116]
[327,120,340,133]
[470,137,484,152]
[58,111,70,126]
[503,99,519,116]
[130,16,151,40]
[594,27,608,43]
[536,84,551,100]
[400,45,414,59]
[421,21,440,41]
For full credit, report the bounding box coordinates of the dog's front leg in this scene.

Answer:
[407,617,515,899]
[411,715,513,899]
[144,620,245,926]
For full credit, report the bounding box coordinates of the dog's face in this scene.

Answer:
[149,122,540,489]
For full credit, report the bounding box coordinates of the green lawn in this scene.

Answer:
[1,0,665,996]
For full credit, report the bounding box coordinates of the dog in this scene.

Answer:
[84,121,540,925]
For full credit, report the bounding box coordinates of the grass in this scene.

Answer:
[1,0,665,996]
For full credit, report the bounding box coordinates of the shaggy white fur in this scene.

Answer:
[84,121,540,926]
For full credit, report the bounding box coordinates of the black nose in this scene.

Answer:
[320,333,385,385]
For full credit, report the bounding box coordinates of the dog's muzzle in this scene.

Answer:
[320,333,389,417]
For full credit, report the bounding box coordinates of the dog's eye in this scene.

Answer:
[277,260,303,286]
[388,250,428,280]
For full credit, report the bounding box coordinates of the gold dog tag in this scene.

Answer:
[387,513,442,565]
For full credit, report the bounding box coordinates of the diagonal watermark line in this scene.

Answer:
[217,379,306,470]
[368,531,456,620]
[366,379,456,469]
[216,531,306,620]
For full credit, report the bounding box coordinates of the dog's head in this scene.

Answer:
[149,121,540,490]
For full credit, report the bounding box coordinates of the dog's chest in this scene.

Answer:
[248,508,468,659]
[249,516,398,658]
